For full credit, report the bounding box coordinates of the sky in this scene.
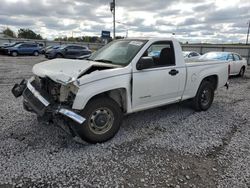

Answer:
[0,0,249,43]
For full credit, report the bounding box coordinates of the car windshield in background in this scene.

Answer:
[88,39,147,66]
[200,52,228,60]
[13,43,23,47]
[51,45,60,49]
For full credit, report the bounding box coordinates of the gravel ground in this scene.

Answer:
[0,55,249,187]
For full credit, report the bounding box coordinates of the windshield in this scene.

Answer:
[88,39,147,66]
[200,52,228,60]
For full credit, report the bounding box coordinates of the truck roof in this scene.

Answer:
[122,37,178,41]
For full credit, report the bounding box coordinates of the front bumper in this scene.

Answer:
[11,78,85,124]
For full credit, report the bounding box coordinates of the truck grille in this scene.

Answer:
[40,78,61,102]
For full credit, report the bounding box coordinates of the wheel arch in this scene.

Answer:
[11,50,18,55]
[74,87,129,113]
[33,50,39,55]
[89,88,127,112]
[200,75,218,91]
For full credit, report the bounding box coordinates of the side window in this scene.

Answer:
[144,41,175,67]
[227,54,234,61]
[193,52,199,57]
[233,54,241,61]
[74,46,85,50]
[24,44,36,48]
[66,46,74,50]
[20,44,28,48]
[190,52,196,57]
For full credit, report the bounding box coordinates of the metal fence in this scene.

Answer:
[182,44,250,65]
[0,37,104,50]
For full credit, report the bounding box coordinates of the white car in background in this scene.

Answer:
[183,51,200,59]
[199,52,247,77]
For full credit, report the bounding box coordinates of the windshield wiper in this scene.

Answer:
[94,59,113,64]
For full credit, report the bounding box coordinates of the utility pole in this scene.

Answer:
[246,20,250,45]
[110,0,115,39]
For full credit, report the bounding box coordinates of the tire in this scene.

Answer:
[238,67,245,77]
[33,51,39,56]
[74,97,123,143]
[11,51,18,57]
[192,81,214,111]
[55,53,63,58]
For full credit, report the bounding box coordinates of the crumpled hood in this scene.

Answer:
[32,58,118,85]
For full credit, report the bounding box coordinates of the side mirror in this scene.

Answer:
[136,57,154,70]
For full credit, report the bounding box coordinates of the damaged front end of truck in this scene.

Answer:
[12,75,85,129]
[11,58,120,138]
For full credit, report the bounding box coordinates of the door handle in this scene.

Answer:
[169,69,179,76]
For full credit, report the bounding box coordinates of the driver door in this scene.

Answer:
[64,46,76,58]
[132,41,185,111]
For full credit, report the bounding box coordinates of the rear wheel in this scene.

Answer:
[11,51,18,57]
[238,67,245,77]
[74,97,122,143]
[192,81,214,111]
[33,51,39,56]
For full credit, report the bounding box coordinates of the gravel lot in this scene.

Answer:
[0,55,249,188]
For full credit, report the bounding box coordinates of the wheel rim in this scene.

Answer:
[13,52,17,56]
[34,52,38,56]
[201,89,211,106]
[88,107,114,135]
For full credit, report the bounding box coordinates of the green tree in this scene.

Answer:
[2,27,16,38]
[17,28,43,40]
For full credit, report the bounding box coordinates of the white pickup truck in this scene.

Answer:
[12,38,229,143]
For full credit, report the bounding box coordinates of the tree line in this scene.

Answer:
[2,27,124,43]
[2,27,43,40]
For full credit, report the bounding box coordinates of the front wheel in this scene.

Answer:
[192,81,214,111]
[74,97,122,143]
